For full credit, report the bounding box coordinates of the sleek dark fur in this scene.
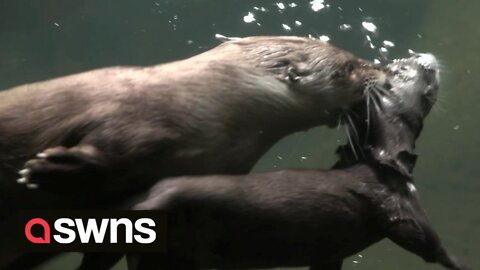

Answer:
[125,54,470,270]
[0,37,385,268]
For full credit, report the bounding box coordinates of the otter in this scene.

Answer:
[0,36,386,268]
[125,54,471,270]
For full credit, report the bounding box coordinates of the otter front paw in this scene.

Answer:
[17,145,107,192]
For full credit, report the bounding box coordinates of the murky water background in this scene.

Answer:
[0,0,478,269]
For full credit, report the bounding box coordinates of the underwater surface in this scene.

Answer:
[0,0,478,269]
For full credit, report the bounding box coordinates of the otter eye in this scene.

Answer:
[345,61,355,74]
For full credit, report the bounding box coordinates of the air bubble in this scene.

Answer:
[362,21,377,34]
[282,24,292,31]
[243,12,256,23]
[310,0,325,12]
[339,24,352,31]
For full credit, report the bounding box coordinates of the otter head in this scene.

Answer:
[337,53,440,177]
[233,36,388,128]
[386,53,440,119]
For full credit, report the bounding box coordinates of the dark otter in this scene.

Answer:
[126,54,471,270]
[0,36,386,268]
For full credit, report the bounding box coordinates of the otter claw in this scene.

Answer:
[36,152,48,158]
[19,169,30,176]
[17,177,28,184]
[26,183,39,189]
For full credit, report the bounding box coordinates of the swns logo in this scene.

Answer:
[6,211,166,252]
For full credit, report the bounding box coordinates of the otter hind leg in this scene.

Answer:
[17,145,109,192]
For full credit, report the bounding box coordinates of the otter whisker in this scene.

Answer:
[338,112,357,161]
[375,86,393,98]
[369,88,383,114]
[427,96,446,113]
[372,88,385,105]
[346,112,367,160]
[425,95,437,106]
[345,112,359,144]
[336,113,344,130]
[374,86,397,101]
[344,120,359,161]
[342,111,364,161]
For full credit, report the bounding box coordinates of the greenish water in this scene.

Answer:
[0,0,478,269]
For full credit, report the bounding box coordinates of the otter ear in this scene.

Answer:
[273,60,309,84]
[283,63,311,84]
[273,60,301,84]
[286,66,302,82]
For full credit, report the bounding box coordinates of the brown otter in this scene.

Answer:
[0,36,386,268]
[126,54,471,270]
